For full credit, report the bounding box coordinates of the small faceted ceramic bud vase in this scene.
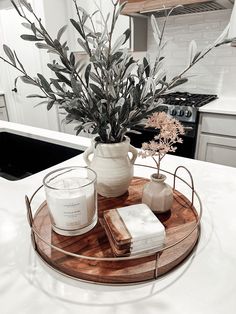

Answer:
[142,173,173,213]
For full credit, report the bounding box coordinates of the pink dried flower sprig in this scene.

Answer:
[139,112,185,178]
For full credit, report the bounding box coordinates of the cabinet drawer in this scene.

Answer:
[201,113,236,137]
[197,134,236,167]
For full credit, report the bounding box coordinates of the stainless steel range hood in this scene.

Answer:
[122,1,234,17]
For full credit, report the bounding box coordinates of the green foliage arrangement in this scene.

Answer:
[0,0,234,143]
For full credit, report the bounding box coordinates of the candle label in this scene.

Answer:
[62,194,88,228]
[48,194,89,230]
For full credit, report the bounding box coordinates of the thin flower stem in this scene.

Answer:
[151,156,159,176]
[157,154,161,178]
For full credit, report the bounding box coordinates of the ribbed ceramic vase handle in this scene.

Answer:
[129,145,138,164]
[83,146,94,167]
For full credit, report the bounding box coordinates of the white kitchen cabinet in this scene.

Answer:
[196,112,236,167]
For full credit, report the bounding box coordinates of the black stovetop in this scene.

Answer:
[159,92,218,107]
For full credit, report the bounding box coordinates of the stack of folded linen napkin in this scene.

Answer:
[103,204,166,256]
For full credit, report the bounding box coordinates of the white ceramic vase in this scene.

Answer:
[142,173,173,213]
[83,137,137,197]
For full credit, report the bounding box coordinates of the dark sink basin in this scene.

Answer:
[0,132,82,181]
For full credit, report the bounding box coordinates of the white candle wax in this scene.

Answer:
[46,177,96,231]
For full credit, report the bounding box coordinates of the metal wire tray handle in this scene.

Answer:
[173,165,195,206]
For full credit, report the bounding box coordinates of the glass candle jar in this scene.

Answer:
[43,166,97,236]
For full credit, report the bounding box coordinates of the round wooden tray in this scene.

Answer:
[28,176,201,285]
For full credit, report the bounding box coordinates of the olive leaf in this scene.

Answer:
[57,25,68,41]
[122,29,131,44]
[35,43,51,49]
[50,79,64,93]
[111,34,126,54]
[71,77,82,96]
[90,84,104,99]
[21,22,31,30]
[169,77,188,89]
[27,94,47,98]
[21,34,43,41]
[143,57,150,77]
[37,74,52,93]
[3,45,16,66]
[19,0,33,12]
[70,19,85,39]
[151,15,161,41]
[47,100,55,110]
[70,52,75,66]
[85,63,91,86]
[55,72,71,87]
[214,23,230,46]
[77,38,90,54]
[124,67,136,82]
[188,40,197,66]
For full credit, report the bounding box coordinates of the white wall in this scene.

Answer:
[147,9,236,96]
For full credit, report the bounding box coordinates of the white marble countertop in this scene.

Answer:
[0,120,91,150]
[199,97,236,115]
[1,121,236,314]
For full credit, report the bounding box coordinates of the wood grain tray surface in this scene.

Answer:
[32,177,200,284]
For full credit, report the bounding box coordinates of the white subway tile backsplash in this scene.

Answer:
[202,31,224,39]
[214,56,236,66]
[166,58,187,67]
[173,32,204,41]
[171,48,188,58]
[147,9,234,95]
[189,22,220,31]
[203,9,231,19]
[174,14,207,25]
[212,47,234,56]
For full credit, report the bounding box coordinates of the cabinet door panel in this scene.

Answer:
[198,134,236,167]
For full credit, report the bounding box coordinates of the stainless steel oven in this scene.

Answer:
[127,92,217,159]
